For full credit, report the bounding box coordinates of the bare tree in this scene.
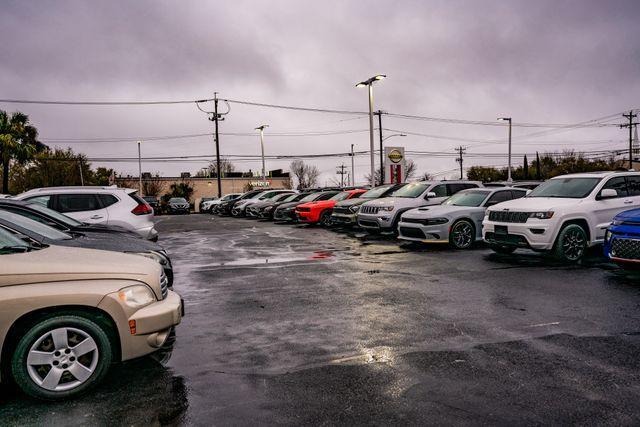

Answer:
[196,157,236,177]
[142,175,165,197]
[290,160,320,189]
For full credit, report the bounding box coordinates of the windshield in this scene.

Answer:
[362,185,394,199]
[169,198,188,203]
[260,192,286,200]
[27,203,83,227]
[300,193,320,202]
[0,210,72,240]
[222,194,238,201]
[527,177,601,199]
[280,194,298,202]
[0,226,30,253]
[443,190,490,207]
[391,183,429,198]
[330,191,352,201]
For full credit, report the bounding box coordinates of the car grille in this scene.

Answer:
[360,205,381,214]
[160,271,169,299]
[611,238,640,261]
[297,207,310,212]
[333,207,351,215]
[400,227,426,239]
[402,217,428,225]
[489,211,529,223]
[358,219,379,228]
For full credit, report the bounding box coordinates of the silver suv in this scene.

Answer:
[357,180,483,232]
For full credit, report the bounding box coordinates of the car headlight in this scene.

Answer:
[118,285,156,308]
[424,217,449,225]
[284,207,294,212]
[605,230,612,243]
[529,211,554,219]
[379,206,394,212]
[612,219,623,226]
[130,251,169,266]
[349,205,361,213]
[264,206,273,212]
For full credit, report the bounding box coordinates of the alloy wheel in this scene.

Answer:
[26,327,99,392]
[452,221,473,249]
[562,228,586,261]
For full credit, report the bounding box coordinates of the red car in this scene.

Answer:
[296,189,367,226]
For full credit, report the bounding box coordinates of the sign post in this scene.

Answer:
[384,146,405,184]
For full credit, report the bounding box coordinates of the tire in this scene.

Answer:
[489,244,516,254]
[319,211,332,227]
[553,223,588,263]
[449,220,475,250]
[11,314,113,400]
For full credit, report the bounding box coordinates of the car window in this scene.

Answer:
[511,190,528,199]
[0,226,31,253]
[599,177,628,198]
[431,184,447,197]
[362,185,394,199]
[486,191,511,205]
[330,192,352,201]
[27,203,83,227]
[98,194,119,208]
[25,195,51,207]
[169,198,188,203]
[57,194,101,213]
[317,192,339,201]
[0,206,67,231]
[443,190,490,207]
[0,210,72,240]
[626,176,640,196]
[528,177,601,198]
[392,183,429,198]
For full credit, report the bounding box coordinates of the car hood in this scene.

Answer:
[486,197,581,212]
[73,223,140,237]
[0,245,162,289]
[298,200,334,209]
[615,208,640,221]
[362,196,433,210]
[169,202,189,207]
[403,204,483,219]
[50,231,165,253]
[335,198,370,208]
[276,201,305,210]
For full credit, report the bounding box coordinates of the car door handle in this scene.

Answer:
[90,215,103,219]
[624,200,633,204]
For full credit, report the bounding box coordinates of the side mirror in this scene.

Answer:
[599,189,618,199]
[425,192,437,200]
[484,200,498,207]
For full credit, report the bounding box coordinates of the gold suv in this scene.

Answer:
[0,228,183,400]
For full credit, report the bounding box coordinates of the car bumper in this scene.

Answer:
[605,226,640,263]
[295,211,317,223]
[482,220,554,250]
[99,290,183,361]
[357,212,395,231]
[397,221,449,243]
[136,225,159,241]
[274,210,296,222]
[331,212,357,225]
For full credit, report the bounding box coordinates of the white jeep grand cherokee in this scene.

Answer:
[482,171,640,262]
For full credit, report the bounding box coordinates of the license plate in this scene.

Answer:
[495,225,508,236]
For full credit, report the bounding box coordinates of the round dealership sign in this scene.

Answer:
[388,149,403,163]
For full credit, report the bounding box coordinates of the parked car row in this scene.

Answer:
[214,171,640,266]
[0,186,184,400]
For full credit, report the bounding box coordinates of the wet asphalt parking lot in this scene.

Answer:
[2,214,640,425]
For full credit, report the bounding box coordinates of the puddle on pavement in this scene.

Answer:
[207,251,335,267]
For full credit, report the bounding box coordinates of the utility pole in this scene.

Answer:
[356,74,386,188]
[376,110,384,185]
[497,117,513,182]
[213,93,222,197]
[350,144,355,186]
[622,110,638,170]
[455,146,466,179]
[255,125,269,181]
[336,164,348,187]
[78,158,84,186]
[137,140,142,195]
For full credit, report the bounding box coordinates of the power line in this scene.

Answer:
[0,98,213,105]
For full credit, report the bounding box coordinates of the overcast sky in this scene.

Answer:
[1,0,639,186]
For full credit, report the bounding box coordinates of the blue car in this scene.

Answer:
[604,208,640,269]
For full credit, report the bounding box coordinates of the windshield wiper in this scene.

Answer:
[0,245,33,253]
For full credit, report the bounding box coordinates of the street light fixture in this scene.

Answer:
[255,124,269,181]
[380,133,406,185]
[356,74,386,187]
[497,117,513,182]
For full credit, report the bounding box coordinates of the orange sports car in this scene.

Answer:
[295,189,367,226]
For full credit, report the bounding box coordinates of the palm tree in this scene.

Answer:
[0,110,44,193]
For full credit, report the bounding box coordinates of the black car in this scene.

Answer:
[257,193,309,219]
[217,190,264,216]
[272,191,339,222]
[142,195,160,212]
[0,198,141,238]
[0,209,174,286]
[167,197,190,214]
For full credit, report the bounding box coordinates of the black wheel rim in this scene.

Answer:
[452,222,473,248]
[562,228,586,261]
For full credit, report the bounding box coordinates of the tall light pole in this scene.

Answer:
[497,117,512,182]
[350,144,355,186]
[356,74,386,187]
[137,140,143,194]
[255,125,268,181]
[380,133,406,185]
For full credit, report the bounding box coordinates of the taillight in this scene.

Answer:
[132,203,153,215]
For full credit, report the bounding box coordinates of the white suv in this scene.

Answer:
[357,180,483,232]
[14,186,158,241]
[483,171,640,262]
